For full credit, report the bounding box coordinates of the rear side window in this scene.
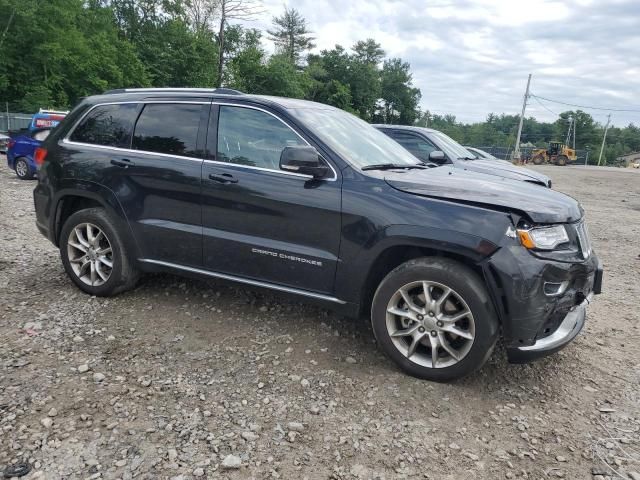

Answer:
[70,104,138,148]
[133,103,203,157]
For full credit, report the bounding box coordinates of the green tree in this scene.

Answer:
[304,58,352,110]
[259,54,307,98]
[267,7,315,65]
[375,58,421,124]
[0,0,149,111]
[353,39,384,64]
[308,43,383,120]
[215,0,262,87]
[348,60,381,120]
[225,26,266,92]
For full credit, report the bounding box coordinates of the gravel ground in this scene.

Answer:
[1,160,639,480]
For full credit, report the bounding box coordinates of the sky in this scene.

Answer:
[241,0,640,127]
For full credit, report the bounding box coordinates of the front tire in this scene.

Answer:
[532,154,545,165]
[556,155,568,166]
[371,258,498,382]
[60,208,139,296]
[15,158,34,180]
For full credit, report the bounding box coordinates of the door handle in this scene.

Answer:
[209,172,238,184]
[111,158,135,168]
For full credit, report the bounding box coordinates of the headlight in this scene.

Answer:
[517,225,569,250]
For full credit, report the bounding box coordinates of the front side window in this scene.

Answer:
[390,131,437,162]
[133,103,203,157]
[216,106,305,170]
[70,103,138,148]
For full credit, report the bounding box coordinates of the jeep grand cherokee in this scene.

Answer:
[33,88,603,381]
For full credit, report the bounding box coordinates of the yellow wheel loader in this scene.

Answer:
[531,142,577,166]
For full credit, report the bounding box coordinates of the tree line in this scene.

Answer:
[421,110,640,165]
[1,0,637,164]
[0,0,420,124]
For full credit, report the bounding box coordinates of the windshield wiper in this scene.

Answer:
[458,157,477,161]
[362,163,429,171]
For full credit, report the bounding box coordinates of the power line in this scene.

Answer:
[531,95,558,116]
[531,94,640,113]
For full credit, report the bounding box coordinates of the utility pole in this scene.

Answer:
[565,115,573,145]
[585,147,589,166]
[573,118,576,150]
[597,114,611,166]
[514,74,531,162]
[0,9,16,51]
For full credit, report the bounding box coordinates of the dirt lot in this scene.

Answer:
[1,161,639,480]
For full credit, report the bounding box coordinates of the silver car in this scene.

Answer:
[0,133,9,154]
[374,125,552,188]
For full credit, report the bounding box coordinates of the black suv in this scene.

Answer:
[33,88,602,381]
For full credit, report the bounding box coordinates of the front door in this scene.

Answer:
[201,104,342,294]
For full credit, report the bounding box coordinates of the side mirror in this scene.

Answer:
[429,150,447,164]
[280,146,328,178]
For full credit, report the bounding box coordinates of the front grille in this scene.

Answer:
[575,221,592,259]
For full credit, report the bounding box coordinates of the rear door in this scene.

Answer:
[119,101,208,266]
[200,103,342,294]
[68,100,208,267]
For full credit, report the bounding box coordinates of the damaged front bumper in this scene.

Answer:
[507,292,593,363]
[483,242,603,364]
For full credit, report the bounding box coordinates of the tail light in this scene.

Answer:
[34,147,48,166]
[7,139,15,149]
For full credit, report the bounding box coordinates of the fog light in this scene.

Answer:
[544,281,569,296]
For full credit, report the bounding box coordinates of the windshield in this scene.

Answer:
[430,131,476,160]
[289,107,422,168]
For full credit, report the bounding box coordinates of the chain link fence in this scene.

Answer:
[1,112,33,134]
[473,146,589,163]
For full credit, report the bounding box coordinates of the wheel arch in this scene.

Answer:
[51,183,140,259]
[343,225,500,319]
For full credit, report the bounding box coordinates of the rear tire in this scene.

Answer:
[532,154,545,165]
[60,208,139,297]
[15,158,34,180]
[371,258,498,382]
[556,155,567,166]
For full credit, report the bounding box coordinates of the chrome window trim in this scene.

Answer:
[61,139,205,163]
[202,157,313,179]
[139,258,346,304]
[60,139,318,180]
[63,100,338,181]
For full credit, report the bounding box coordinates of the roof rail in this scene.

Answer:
[38,108,70,115]
[103,87,244,96]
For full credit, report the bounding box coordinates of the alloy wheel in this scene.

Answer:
[15,160,28,177]
[67,223,113,287]
[385,280,475,368]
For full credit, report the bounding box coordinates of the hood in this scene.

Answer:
[458,159,551,186]
[384,166,582,224]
